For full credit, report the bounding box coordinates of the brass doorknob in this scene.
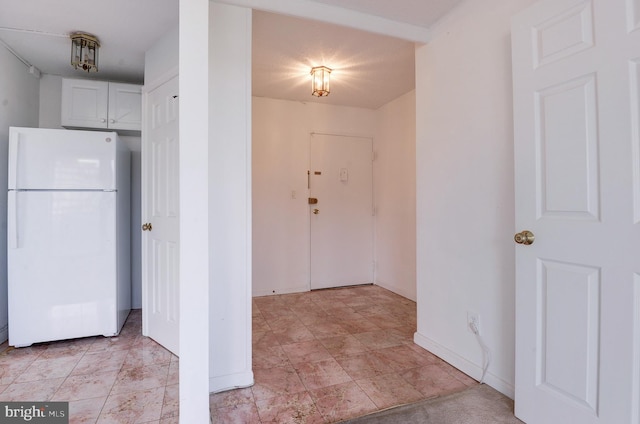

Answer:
[142,223,153,231]
[313,209,319,215]
[514,230,534,245]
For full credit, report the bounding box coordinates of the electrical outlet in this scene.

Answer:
[467,311,480,335]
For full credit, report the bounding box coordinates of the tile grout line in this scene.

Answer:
[157,354,173,421]
[93,311,161,423]
[93,317,137,423]
[50,336,96,404]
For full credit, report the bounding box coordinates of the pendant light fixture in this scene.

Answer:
[70,32,100,72]
[311,66,331,97]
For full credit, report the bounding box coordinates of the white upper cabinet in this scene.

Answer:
[61,78,141,134]
[107,83,142,132]
[61,79,109,129]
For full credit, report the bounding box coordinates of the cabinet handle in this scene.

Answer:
[110,119,115,124]
[101,118,106,123]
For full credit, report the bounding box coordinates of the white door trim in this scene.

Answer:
[143,67,179,95]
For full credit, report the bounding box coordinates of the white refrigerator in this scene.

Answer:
[7,127,131,347]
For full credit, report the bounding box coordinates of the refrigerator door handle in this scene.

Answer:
[8,191,18,249]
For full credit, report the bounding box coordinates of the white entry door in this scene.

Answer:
[142,76,180,355]
[512,1,640,423]
[309,133,374,290]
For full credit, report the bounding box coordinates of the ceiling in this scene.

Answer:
[0,0,178,84]
[0,0,463,109]
[252,11,417,110]
[307,0,463,28]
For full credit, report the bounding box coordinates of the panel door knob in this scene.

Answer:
[142,223,153,231]
[514,230,534,245]
[313,209,319,215]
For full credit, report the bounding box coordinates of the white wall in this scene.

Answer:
[252,97,377,296]
[0,45,40,343]
[128,150,142,307]
[374,90,416,301]
[144,26,178,89]
[253,94,416,301]
[38,74,62,129]
[208,2,253,393]
[179,0,210,419]
[414,0,536,398]
[38,74,144,308]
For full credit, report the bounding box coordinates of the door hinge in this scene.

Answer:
[372,151,377,161]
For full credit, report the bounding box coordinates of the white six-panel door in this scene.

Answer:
[512,0,640,422]
[309,133,374,290]
[142,76,180,355]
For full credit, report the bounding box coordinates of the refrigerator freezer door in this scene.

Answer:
[8,127,118,190]
[8,191,118,347]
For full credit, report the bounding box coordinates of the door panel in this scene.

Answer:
[512,0,640,423]
[309,134,373,290]
[532,1,594,69]
[142,76,180,355]
[535,74,599,219]
[537,260,600,413]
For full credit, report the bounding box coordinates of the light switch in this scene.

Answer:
[340,168,348,182]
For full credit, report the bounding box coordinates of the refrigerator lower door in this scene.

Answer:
[8,191,118,347]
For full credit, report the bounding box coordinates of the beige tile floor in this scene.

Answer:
[211,285,477,423]
[0,285,476,424]
[0,310,178,423]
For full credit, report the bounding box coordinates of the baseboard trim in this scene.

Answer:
[374,280,416,302]
[210,370,254,393]
[413,331,515,399]
[252,285,309,297]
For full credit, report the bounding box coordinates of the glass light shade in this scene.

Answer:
[311,66,331,97]
[70,32,100,72]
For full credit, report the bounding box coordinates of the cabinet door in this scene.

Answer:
[108,83,142,131]
[61,78,109,129]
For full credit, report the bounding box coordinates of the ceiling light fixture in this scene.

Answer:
[70,32,100,72]
[311,66,331,97]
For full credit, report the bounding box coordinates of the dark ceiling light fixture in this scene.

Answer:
[311,66,332,97]
[70,32,100,72]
